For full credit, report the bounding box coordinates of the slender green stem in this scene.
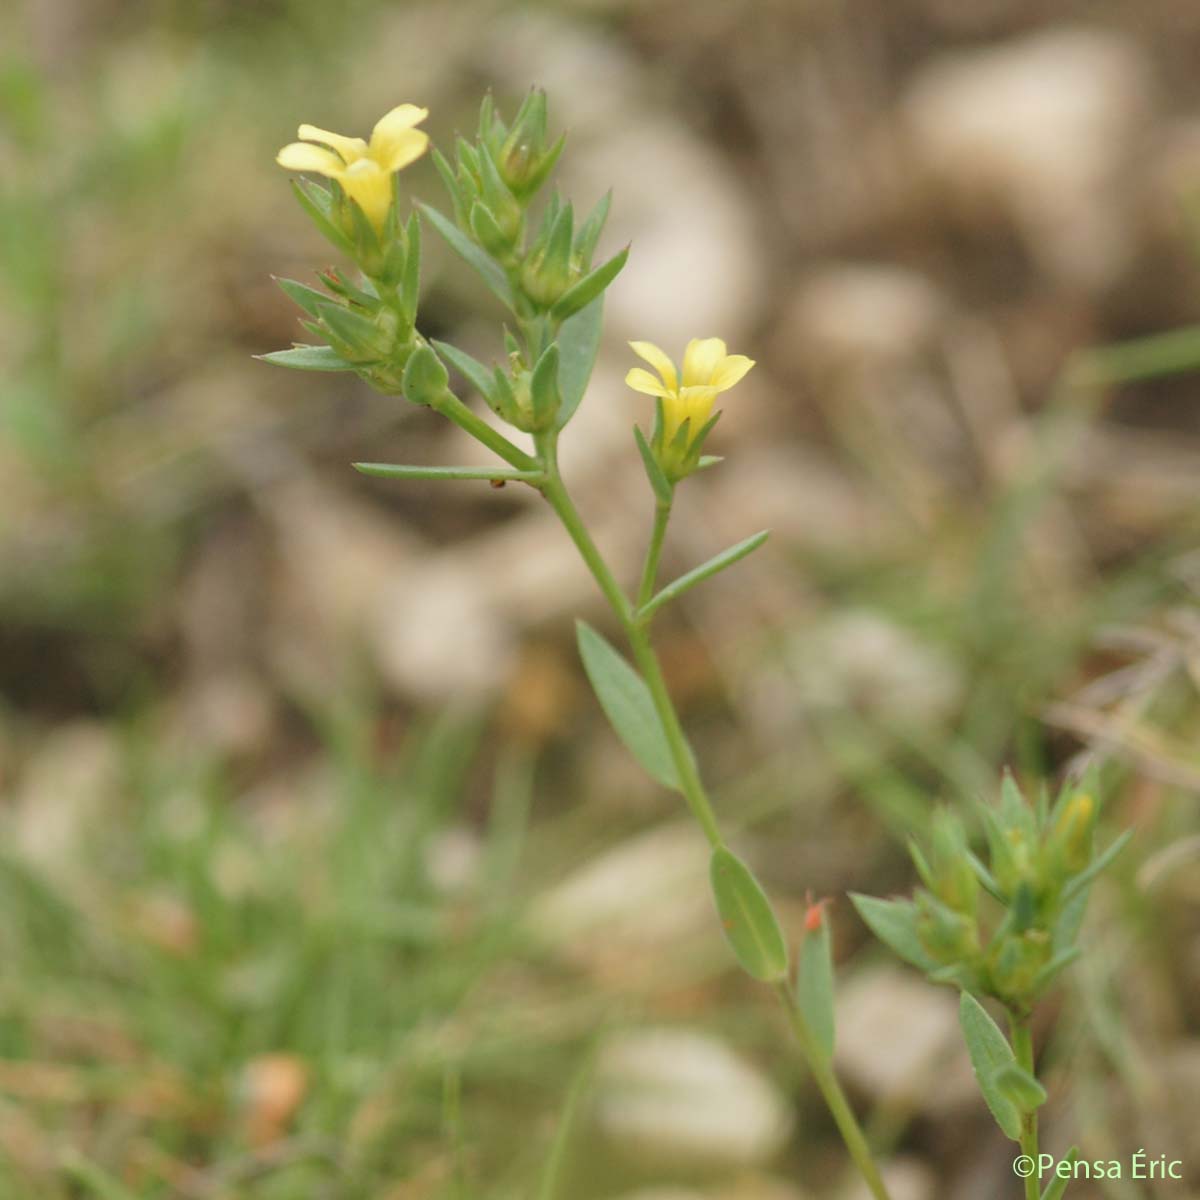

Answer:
[776,983,893,1200]
[1011,1017,1040,1200]
[432,391,539,471]
[637,500,672,610]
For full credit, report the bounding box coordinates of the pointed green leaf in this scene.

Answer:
[639,530,769,620]
[353,463,542,482]
[290,178,354,256]
[401,211,421,322]
[1062,828,1132,902]
[850,893,940,973]
[257,345,354,371]
[550,246,629,323]
[419,202,515,310]
[634,425,672,505]
[431,340,496,402]
[275,277,330,319]
[992,1062,1047,1113]
[555,296,604,428]
[575,620,679,791]
[958,992,1022,1140]
[797,910,836,1061]
[710,848,789,982]
[574,189,612,267]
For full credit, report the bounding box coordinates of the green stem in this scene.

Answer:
[538,431,890,1200]
[433,391,539,472]
[1011,1017,1040,1200]
[637,499,673,611]
[776,983,893,1200]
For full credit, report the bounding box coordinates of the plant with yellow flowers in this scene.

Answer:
[266,92,1130,1200]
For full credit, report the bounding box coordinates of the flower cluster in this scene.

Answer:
[853,775,1129,1015]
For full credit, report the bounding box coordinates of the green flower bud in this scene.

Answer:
[916,891,978,965]
[401,344,449,407]
[1047,792,1096,877]
[987,929,1051,1006]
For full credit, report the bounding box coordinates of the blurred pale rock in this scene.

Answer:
[11,722,121,872]
[593,1027,792,1169]
[835,967,973,1111]
[842,1157,936,1200]
[791,610,964,726]
[779,264,947,367]
[526,823,713,979]
[425,826,484,895]
[169,670,276,759]
[903,28,1154,289]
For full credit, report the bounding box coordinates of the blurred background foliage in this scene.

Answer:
[2,1,1200,1198]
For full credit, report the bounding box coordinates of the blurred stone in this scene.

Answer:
[10,721,121,872]
[779,264,946,367]
[841,1157,936,1200]
[791,610,964,726]
[593,1027,792,1169]
[170,669,276,759]
[239,1054,309,1147]
[526,823,713,980]
[903,28,1154,289]
[835,967,973,1111]
[425,826,483,895]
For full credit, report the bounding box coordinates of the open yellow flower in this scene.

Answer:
[276,104,430,232]
[625,337,755,449]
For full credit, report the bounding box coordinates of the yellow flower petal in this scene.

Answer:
[377,128,429,173]
[370,104,430,159]
[711,354,755,392]
[629,341,678,392]
[625,367,671,397]
[297,124,368,163]
[681,337,727,387]
[340,159,394,231]
[276,142,347,177]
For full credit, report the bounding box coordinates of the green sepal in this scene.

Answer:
[257,345,354,371]
[470,200,514,258]
[574,190,612,267]
[529,343,561,429]
[710,848,789,983]
[420,203,516,311]
[317,300,382,357]
[432,147,468,228]
[275,277,331,320]
[575,620,680,791]
[290,178,354,256]
[634,425,673,505]
[400,212,421,324]
[550,246,629,323]
[849,893,940,974]
[958,992,1022,1141]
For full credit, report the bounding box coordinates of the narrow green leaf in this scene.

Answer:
[290,179,354,256]
[1040,1147,1079,1200]
[432,340,496,401]
[633,425,672,505]
[256,345,354,371]
[550,246,629,323]
[710,848,789,982]
[401,211,421,322]
[555,296,604,429]
[849,893,939,974]
[574,189,612,266]
[353,463,543,482]
[575,620,679,791]
[797,910,836,1061]
[992,1062,1048,1113]
[958,992,1022,1140]
[1062,828,1132,902]
[275,277,330,319]
[419,202,515,310]
[640,530,769,620]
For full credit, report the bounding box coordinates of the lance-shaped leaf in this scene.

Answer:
[257,345,354,371]
[420,202,515,310]
[575,620,679,791]
[400,211,422,323]
[1062,828,1133,903]
[1041,1148,1080,1200]
[849,893,940,974]
[992,1062,1047,1113]
[634,425,672,506]
[574,190,612,268]
[639,530,769,620]
[550,246,629,323]
[353,463,542,483]
[555,297,604,429]
[797,905,836,1061]
[958,992,1022,1140]
[710,848,789,982]
[275,277,331,319]
[290,179,354,256]
[432,340,496,403]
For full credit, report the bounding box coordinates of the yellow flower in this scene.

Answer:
[276,104,430,232]
[625,337,755,448]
